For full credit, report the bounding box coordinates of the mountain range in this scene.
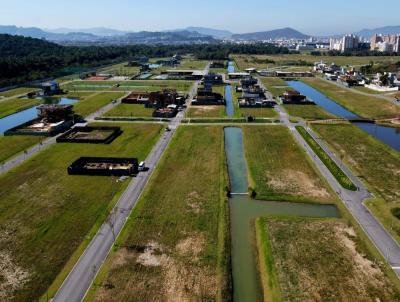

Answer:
[355,25,400,37]
[2,25,400,45]
[231,27,309,40]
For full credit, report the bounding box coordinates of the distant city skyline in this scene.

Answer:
[1,0,400,36]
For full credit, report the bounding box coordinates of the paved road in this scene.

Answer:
[0,92,130,175]
[274,103,400,276]
[53,70,203,302]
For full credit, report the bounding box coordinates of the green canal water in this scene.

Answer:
[224,127,340,301]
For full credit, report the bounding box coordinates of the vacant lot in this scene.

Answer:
[88,126,230,302]
[186,105,226,118]
[64,80,193,93]
[73,92,125,117]
[243,126,336,203]
[259,77,291,97]
[284,104,335,120]
[257,218,400,302]
[302,78,400,119]
[233,54,400,70]
[312,123,400,240]
[0,98,41,118]
[0,123,163,301]
[0,135,43,163]
[0,88,38,98]
[239,107,278,118]
[104,104,154,117]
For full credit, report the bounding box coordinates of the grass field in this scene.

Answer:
[239,107,278,118]
[186,105,226,118]
[259,77,291,97]
[0,88,38,98]
[64,80,194,93]
[311,123,400,241]
[73,92,125,117]
[243,125,336,203]
[104,104,154,117]
[0,123,164,301]
[86,126,230,301]
[302,78,400,119]
[0,98,42,118]
[0,135,43,163]
[96,62,140,76]
[233,54,400,70]
[296,126,357,191]
[284,104,336,120]
[353,86,388,95]
[257,217,400,302]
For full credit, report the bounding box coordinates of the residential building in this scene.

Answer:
[330,34,360,52]
[371,34,400,53]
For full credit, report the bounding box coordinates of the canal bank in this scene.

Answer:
[224,127,340,301]
[286,80,400,151]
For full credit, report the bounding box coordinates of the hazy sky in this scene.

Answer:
[1,0,399,35]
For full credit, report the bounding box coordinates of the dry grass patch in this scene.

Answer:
[261,218,400,302]
[89,126,229,301]
[243,125,335,203]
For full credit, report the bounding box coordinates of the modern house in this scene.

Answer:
[280,90,312,104]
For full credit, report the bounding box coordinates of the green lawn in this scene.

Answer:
[0,123,164,301]
[96,62,140,76]
[259,77,291,97]
[86,126,230,302]
[284,104,336,120]
[178,59,209,70]
[353,86,387,95]
[258,217,400,302]
[0,98,42,118]
[239,107,278,118]
[73,92,125,117]
[296,126,356,191]
[0,135,43,163]
[104,104,154,117]
[243,125,336,203]
[0,87,39,98]
[64,80,193,93]
[311,123,400,242]
[302,78,400,119]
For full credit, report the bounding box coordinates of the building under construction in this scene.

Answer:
[57,126,122,144]
[68,157,139,176]
[280,90,314,104]
[5,104,75,136]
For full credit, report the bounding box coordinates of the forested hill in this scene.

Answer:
[0,34,289,87]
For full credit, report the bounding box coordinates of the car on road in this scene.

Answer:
[138,161,146,171]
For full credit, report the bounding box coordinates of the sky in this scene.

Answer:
[1,0,399,36]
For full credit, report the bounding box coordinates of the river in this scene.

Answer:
[287,81,400,151]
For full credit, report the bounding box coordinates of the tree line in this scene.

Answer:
[0,34,290,87]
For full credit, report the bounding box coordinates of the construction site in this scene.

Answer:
[68,157,139,176]
[57,126,122,144]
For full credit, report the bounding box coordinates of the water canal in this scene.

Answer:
[0,98,77,134]
[225,85,234,117]
[287,80,400,151]
[224,127,340,301]
[225,61,236,117]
